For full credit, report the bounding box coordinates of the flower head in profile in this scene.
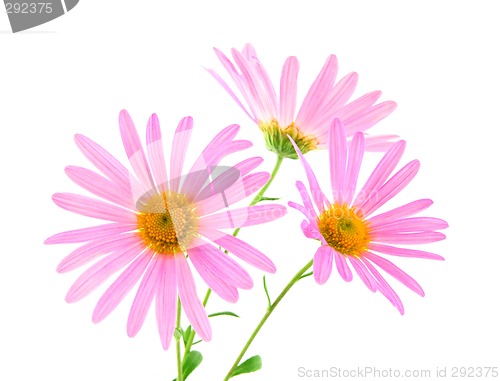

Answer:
[45,110,286,349]
[289,119,447,313]
[208,44,397,159]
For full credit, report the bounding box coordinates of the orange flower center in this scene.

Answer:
[318,204,371,256]
[136,191,198,255]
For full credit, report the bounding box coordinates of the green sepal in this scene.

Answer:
[174,327,183,341]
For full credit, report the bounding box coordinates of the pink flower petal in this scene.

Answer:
[300,220,322,240]
[127,257,161,337]
[313,245,334,285]
[329,119,347,203]
[353,140,406,209]
[279,56,299,127]
[52,193,136,224]
[92,250,153,323]
[56,234,141,272]
[370,217,449,235]
[361,256,404,314]
[337,91,382,124]
[189,239,253,289]
[198,228,276,273]
[334,251,353,282]
[289,136,328,212]
[348,256,377,292]
[175,254,211,342]
[65,166,134,208]
[368,243,444,260]
[252,57,279,118]
[196,172,270,216]
[65,240,144,302]
[296,55,338,128]
[242,43,257,60]
[186,124,240,175]
[188,245,241,303]
[198,204,287,229]
[344,101,398,134]
[206,67,256,122]
[364,252,424,296]
[74,134,133,191]
[233,157,264,177]
[344,132,365,205]
[182,140,253,201]
[368,199,434,227]
[231,48,272,121]
[213,47,262,121]
[45,223,135,244]
[288,201,309,220]
[319,72,358,117]
[360,160,420,217]
[155,255,177,350]
[294,181,319,221]
[372,231,446,244]
[119,110,154,189]
[169,116,193,192]
[363,134,400,152]
[146,114,169,189]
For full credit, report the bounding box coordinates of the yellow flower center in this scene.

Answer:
[136,191,198,255]
[259,119,318,159]
[318,204,371,256]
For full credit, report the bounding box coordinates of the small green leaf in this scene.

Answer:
[182,350,203,380]
[192,339,202,346]
[208,311,240,318]
[260,196,280,201]
[230,355,262,378]
[263,276,271,308]
[183,325,192,346]
[299,271,313,280]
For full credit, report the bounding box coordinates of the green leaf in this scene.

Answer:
[183,325,192,346]
[263,276,271,308]
[230,355,262,378]
[208,311,240,318]
[299,271,313,280]
[179,351,203,380]
[259,196,280,201]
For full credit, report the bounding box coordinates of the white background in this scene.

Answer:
[1,1,499,380]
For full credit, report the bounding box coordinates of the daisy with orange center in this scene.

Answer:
[209,43,398,158]
[289,118,448,313]
[45,110,287,349]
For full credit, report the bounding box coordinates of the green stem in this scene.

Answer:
[176,298,184,381]
[223,259,314,381]
[182,154,285,357]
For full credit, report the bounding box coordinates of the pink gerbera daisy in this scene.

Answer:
[208,43,398,158]
[45,110,287,349]
[289,119,447,313]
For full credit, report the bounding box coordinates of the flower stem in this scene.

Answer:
[176,298,184,381]
[182,154,285,357]
[222,259,313,381]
